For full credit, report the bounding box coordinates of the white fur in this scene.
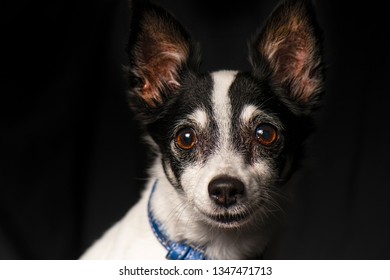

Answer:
[188,108,209,129]
[211,71,236,151]
[240,104,260,124]
[81,71,273,260]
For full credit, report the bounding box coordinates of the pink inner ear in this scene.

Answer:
[140,50,183,107]
[134,12,190,108]
[271,32,321,102]
[259,9,322,103]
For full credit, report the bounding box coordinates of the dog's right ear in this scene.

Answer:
[126,0,199,122]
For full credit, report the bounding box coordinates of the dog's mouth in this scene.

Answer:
[201,210,252,228]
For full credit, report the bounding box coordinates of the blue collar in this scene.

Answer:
[147,180,207,260]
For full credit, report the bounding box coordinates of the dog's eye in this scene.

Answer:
[255,124,278,146]
[175,127,197,150]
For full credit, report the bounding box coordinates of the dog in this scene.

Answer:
[81,0,324,260]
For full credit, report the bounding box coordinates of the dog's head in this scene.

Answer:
[126,0,324,229]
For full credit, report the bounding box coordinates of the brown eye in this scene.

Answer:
[255,124,278,146]
[175,127,197,150]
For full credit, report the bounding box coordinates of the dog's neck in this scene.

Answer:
[148,159,272,259]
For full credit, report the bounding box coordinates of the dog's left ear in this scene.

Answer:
[250,0,324,113]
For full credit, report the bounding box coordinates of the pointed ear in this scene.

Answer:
[126,1,199,113]
[250,0,324,112]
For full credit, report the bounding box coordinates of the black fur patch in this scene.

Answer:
[146,72,217,187]
[229,72,315,180]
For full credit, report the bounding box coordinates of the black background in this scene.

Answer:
[1,0,390,259]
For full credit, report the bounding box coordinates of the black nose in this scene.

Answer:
[208,176,245,208]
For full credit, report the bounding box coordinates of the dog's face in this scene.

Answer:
[127,0,323,229]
